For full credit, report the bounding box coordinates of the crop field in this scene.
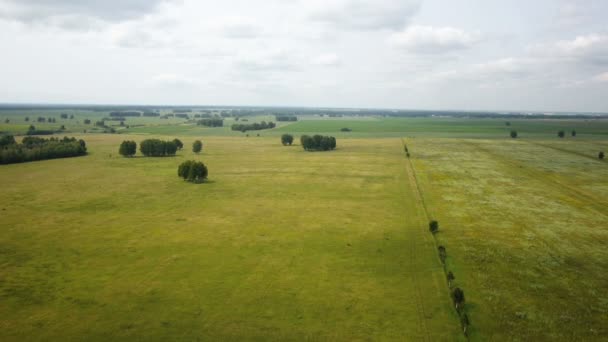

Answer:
[1,112,608,341]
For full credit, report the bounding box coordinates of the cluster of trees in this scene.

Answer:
[59,113,74,119]
[173,138,183,150]
[37,117,56,123]
[143,111,160,117]
[300,135,336,151]
[178,160,208,183]
[558,130,577,138]
[140,139,178,157]
[281,134,294,146]
[197,118,224,127]
[231,121,275,132]
[276,115,298,122]
[27,125,55,135]
[110,111,140,117]
[0,135,87,164]
[84,119,91,124]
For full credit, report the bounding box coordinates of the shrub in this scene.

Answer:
[571,130,576,137]
[600,151,605,160]
[438,246,447,264]
[119,140,137,157]
[60,113,68,119]
[447,271,455,287]
[84,119,91,125]
[25,117,29,122]
[139,139,177,157]
[558,130,565,138]
[193,140,203,153]
[429,220,439,234]
[178,160,208,183]
[281,134,294,146]
[510,130,518,138]
[0,135,16,147]
[340,127,352,132]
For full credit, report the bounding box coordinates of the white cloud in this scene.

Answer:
[311,53,341,66]
[388,26,480,53]
[309,0,420,30]
[593,71,608,82]
[531,34,608,65]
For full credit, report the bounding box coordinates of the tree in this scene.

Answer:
[600,151,605,160]
[452,287,465,310]
[193,140,203,153]
[510,130,518,138]
[340,127,352,132]
[558,130,565,138]
[60,113,68,119]
[60,125,65,130]
[438,246,447,264]
[178,160,208,183]
[25,117,29,122]
[571,130,576,137]
[505,121,511,126]
[84,119,91,125]
[4,118,9,123]
[0,135,16,147]
[173,138,184,150]
[139,139,177,157]
[281,134,294,146]
[300,134,336,151]
[460,313,470,336]
[429,220,439,234]
[119,140,137,157]
[447,271,455,288]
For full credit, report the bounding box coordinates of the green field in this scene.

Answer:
[1,112,608,340]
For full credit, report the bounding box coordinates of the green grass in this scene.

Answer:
[409,137,608,340]
[0,134,461,341]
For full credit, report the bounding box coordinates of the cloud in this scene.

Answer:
[311,53,341,66]
[593,71,608,82]
[0,0,174,28]
[388,26,480,53]
[150,73,198,89]
[210,16,264,39]
[235,50,301,72]
[530,34,608,65]
[309,0,420,30]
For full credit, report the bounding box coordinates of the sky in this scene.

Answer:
[0,0,607,112]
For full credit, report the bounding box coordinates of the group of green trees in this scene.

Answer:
[177,160,208,183]
[139,139,178,157]
[0,135,87,164]
[231,121,276,132]
[119,139,201,157]
[300,135,336,151]
[27,125,55,135]
[281,134,294,146]
[276,115,297,122]
[197,118,224,127]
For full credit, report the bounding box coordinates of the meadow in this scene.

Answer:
[1,110,608,340]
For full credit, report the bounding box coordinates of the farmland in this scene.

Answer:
[1,108,608,340]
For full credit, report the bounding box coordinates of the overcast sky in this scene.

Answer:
[0,0,607,112]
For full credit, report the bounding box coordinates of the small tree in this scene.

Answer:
[460,313,470,336]
[557,130,565,138]
[571,130,576,137]
[447,271,455,288]
[173,138,184,150]
[25,117,29,122]
[600,151,605,160]
[4,118,9,123]
[438,246,447,264]
[60,125,66,130]
[84,119,91,125]
[119,140,137,157]
[505,121,511,126]
[281,134,294,146]
[193,140,203,153]
[429,220,439,234]
[510,130,518,138]
[452,287,465,310]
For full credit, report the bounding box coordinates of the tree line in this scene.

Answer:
[231,121,276,132]
[300,135,336,151]
[0,135,87,164]
[197,118,224,127]
[119,138,201,157]
[276,115,298,122]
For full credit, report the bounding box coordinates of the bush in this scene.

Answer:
[558,130,565,138]
[340,127,352,132]
[0,135,16,147]
[600,151,605,160]
[193,140,203,153]
[510,130,518,138]
[139,139,177,157]
[178,160,208,183]
[429,220,439,233]
[281,134,294,146]
[447,271,455,287]
[83,119,91,125]
[300,134,336,151]
[571,130,576,137]
[60,113,68,119]
[438,246,447,264]
[119,140,137,157]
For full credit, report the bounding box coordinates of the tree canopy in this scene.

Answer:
[139,139,178,157]
[119,140,137,157]
[300,135,336,151]
[193,140,203,153]
[178,160,208,183]
[281,134,294,146]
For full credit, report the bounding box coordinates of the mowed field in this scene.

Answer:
[0,134,461,341]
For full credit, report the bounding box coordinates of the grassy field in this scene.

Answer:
[409,137,608,340]
[2,113,608,340]
[0,134,461,341]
